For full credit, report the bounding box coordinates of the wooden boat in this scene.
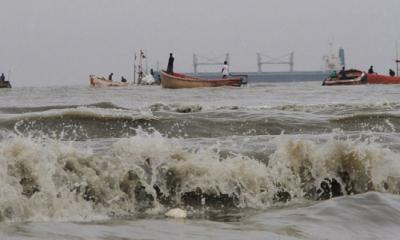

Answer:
[322,69,366,86]
[0,81,11,88]
[89,75,129,87]
[323,69,400,86]
[366,73,400,84]
[160,71,246,89]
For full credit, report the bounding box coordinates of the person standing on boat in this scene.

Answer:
[221,61,229,78]
[0,73,5,82]
[339,67,346,79]
[167,53,174,74]
[368,66,375,74]
[121,76,127,82]
[108,72,114,81]
[389,69,396,77]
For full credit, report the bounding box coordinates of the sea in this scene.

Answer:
[1,82,400,240]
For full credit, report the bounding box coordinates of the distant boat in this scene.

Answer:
[89,75,129,87]
[0,80,11,88]
[322,69,366,86]
[160,71,246,89]
[367,73,400,84]
[322,69,400,86]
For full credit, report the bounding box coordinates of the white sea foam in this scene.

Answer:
[0,130,400,222]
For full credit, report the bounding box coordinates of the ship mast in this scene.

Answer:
[396,42,400,76]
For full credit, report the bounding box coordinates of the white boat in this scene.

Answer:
[89,75,129,87]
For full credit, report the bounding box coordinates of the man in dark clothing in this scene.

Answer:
[0,73,5,82]
[108,73,114,81]
[339,66,346,79]
[121,76,127,82]
[389,69,396,77]
[167,53,174,74]
[368,66,374,74]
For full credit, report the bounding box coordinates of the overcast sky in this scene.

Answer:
[1,0,400,86]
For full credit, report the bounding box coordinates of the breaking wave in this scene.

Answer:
[0,102,126,114]
[1,130,400,222]
[0,106,157,140]
[274,102,400,115]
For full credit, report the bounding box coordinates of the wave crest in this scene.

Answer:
[1,131,400,222]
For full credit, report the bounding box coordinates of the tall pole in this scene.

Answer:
[289,52,294,72]
[134,52,136,84]
[396,42,399,77]
[193,54,197,74]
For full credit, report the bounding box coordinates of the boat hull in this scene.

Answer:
[160,71,244,89]
[0,81,11,88]
[89,75,129,87]
[366,74,400,84]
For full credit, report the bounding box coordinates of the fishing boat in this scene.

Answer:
[89,75,129,87]
[0,81,11,88]
[366,73,400,84]
[322,69,366,86]
[323,69,400,86]
[160,71,246,89]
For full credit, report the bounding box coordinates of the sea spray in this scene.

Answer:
[0,130,400,222]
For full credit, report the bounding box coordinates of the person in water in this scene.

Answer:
[108,72,114,81]
[167,53,174,74]
[0,73,5,82]
[121,76,127,82]
[339,66,346,79]
[221,61,229,78]
[368,66,375,74]
[389,69,396,77]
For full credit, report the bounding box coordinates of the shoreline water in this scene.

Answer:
[1,82,400,239]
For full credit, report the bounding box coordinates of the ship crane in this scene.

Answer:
[193,53,230,74]
[257,52,294,73]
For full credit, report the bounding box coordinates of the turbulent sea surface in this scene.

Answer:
[1,82,400,239]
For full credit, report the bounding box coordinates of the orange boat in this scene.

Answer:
[366,73,400,84]
[323,69,400,85]
[160,71,246,89]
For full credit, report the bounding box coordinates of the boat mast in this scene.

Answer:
[396,42,400,76]
[134,52,137,84]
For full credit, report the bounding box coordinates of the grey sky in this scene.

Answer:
[1,0,400,86]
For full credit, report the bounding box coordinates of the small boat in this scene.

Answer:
[89,75,129,87]
[323,69,400,86]
[160,71,246,89]
[322,69,366,86]
[366,73,400,84]
[0,81,11,88]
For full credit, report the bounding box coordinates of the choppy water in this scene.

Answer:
[1,82,400,239]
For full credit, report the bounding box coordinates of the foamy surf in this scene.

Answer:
[0,128,399,222]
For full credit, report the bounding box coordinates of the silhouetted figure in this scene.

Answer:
[150,68,154,76]
[339,66,346,79]
[368,66,375,74]
[221,61,229,78]
[108,73,114,81]
[389,69,396,77]
[167,53,174,74]
[121,76,127,82]
[0,73,5,82]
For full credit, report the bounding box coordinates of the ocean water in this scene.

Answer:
[1,82,400,239]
